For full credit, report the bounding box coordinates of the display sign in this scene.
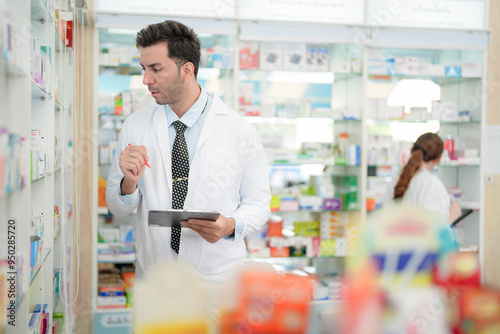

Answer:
[369,0,485,30]
[97,0,236,19]
[94,312,133,334]
[239,0,364,25]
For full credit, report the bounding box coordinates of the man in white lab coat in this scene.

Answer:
[105,20,271,281]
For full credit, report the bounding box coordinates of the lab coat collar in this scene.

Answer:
[165,88,208,128]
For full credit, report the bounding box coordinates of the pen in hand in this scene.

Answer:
[128,143,151,168]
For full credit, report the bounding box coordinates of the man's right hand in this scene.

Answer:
[119,144,149,195]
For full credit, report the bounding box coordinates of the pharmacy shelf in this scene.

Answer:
[31,82,52,100]
[31,0,53,22]
[99,65,231,78]
[99,64,141,75]
[97,258,136,264]
[55,100,65,112]
[368,163,480,168]
[31,174,50,183]
[367,119,481,125]
[248,256,346,260]
[309,299,343,306]
[272,209,357,214]
[239,69,349,84]
[440,162,481,167]
[244,116,335,124]
[99,114,129,120]
[269,161,360,167]
[30,248,52,285]
[3,1,76,333]
[94,307,133,314]
[368,73,482,85]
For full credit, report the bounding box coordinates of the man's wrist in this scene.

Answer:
[226,217,236,237]
[120,177,137,195]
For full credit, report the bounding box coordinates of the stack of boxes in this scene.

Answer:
[367,50,482,78]
[333,175,358,211]
[248,212,357,259]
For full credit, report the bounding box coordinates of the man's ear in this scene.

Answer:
[181,62,195,82]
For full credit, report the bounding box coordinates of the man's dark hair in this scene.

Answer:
[136,20,201,78]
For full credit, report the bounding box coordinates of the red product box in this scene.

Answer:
[433,252,480,288]
[65,19,73,47]
[458,287,500,333]
[239,42,259,70]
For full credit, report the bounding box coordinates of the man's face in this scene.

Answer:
[140,42,183,106]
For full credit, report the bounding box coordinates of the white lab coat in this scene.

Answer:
[386,167,450,223]
[106,93,271,278]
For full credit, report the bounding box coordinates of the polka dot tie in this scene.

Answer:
[171,120,189,254]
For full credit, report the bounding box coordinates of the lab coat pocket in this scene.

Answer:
[203,148,240,189]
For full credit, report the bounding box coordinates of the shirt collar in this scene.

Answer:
[165,88,208,128]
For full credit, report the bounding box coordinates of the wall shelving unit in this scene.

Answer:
[0,0,89,332]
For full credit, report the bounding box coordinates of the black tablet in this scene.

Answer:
[148,210,220,228]
[451,209,474,227]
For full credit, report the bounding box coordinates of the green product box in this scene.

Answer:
[346,175,358,188]
[126,289,133,308]
[294,221,320,237]
[346,192,358,210]
[334,156,347,166]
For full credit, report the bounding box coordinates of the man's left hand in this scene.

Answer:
[181,214,235,243]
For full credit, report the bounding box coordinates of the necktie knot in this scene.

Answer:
[173,120,187,133]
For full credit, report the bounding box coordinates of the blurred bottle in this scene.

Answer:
[338,133,349,157]
[443,135,455,160]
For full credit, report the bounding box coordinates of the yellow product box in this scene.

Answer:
[270,195,280,212]
[294,221,320,237]
[320,239,336,257]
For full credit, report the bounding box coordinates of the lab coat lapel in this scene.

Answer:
[196,101,217,151]
[196,96,229,150]
[153,107,172,196]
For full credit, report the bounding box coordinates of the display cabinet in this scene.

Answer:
[0,0,82,332]
[92,0,489,325]
[364,30,487,251]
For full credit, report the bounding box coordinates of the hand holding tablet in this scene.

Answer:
[148,210,220,228]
